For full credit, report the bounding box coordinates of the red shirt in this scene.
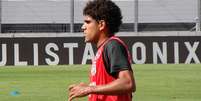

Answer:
[89,36,132,101]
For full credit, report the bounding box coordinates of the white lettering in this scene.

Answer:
[14,43,28,66]
[0,44,7,66]
[153,42,167,64]
[82,43,94,64]
[63,43,78,65]
[184,42,200,64]
[45,43,59,65]
[174,42,179,64]
[132,42,146,64]
[33,43,39,66]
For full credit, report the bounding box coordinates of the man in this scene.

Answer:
[68,0,136,101]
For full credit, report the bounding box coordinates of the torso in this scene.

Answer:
[89,36,132,101]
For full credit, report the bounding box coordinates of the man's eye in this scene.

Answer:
[85,20,91,24]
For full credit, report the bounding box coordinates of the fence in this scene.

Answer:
[0,0,200,33]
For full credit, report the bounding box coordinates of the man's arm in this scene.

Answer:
[68,70,136,101]
[91,70,136,94]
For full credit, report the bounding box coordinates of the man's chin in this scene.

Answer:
[84,38,93,43]
[84,39,90,43]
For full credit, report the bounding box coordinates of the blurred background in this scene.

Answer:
[0,0,200,33]
[0,1,200,101]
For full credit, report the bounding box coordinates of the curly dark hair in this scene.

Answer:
[83,0,122,36]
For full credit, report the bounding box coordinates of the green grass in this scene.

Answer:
[0,64,201,101]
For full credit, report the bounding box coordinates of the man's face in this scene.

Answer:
[81,15,100,43]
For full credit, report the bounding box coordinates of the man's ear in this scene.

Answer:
[98,20,106,31]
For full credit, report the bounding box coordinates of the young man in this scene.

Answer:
[68,0,136,101]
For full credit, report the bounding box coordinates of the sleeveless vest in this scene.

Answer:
[89,36,132,101]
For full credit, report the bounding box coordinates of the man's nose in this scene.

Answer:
[81,24,86,31]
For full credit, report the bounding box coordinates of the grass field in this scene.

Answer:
[0,64,201,101]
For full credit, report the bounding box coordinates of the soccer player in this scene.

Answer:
[68,0,136,101]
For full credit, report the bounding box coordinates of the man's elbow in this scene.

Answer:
[131,83,136,93]
[126,80,136,93]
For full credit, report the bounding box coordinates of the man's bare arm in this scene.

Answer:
[68,70,136,101]
[90,70,136,95]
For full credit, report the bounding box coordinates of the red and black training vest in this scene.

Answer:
[89,36,132,101]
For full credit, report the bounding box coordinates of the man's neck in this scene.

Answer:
[96,35,109,48]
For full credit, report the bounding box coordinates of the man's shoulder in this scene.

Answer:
[105,38,123,49]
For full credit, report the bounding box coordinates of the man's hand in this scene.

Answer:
[68,83,93,101]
